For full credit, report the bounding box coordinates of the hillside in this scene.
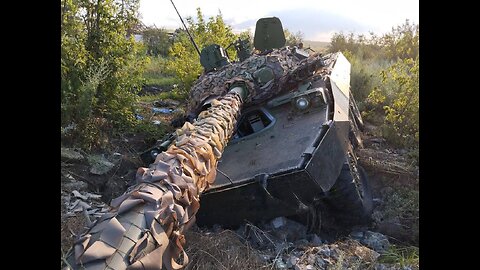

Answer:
[303,40,330,53]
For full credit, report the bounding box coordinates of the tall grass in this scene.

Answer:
[379,245,419,267]
[143,56,177,88]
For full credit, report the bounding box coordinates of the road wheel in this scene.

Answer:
[324,160,373,229]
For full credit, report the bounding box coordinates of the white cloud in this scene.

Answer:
[139,0,419,41]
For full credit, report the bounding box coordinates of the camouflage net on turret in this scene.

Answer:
[72,93,243,270]
[188,47,326,115]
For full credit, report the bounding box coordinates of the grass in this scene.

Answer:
[378,245,419,267]
[381,187,419,225]
[143,56,177,87]
[138,90,187,103]
[145,76,177,87]
[140,55,187,104]
[183,227,267,270]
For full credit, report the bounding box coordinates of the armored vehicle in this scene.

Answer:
[67,16,372,270]
[143,17,372,231]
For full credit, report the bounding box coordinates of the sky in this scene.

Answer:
[139,0,419,42]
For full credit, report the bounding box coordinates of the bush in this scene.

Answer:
[141,27,171,57]
[378,58,419,149]
[330,21,419,161]
[61,0,148,150]
[165,8,241,97]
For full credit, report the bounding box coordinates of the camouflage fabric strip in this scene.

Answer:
[71,92,243,270]
[187,48,326,115]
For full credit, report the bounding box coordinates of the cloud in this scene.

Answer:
[267,8,372,41]
[224,8,374,41]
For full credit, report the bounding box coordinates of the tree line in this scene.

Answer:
[329,20,419,162]
[63,1,418,161]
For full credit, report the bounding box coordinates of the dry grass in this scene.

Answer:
[184,227,269,270]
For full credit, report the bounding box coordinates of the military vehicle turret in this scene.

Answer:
[66,17,372,270]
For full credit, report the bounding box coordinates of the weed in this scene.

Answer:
[378,245,419,267]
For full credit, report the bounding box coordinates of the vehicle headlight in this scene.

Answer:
[295,97,310,110]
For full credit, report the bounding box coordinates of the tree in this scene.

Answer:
[284,29,304,47]
[382,19,419,61]
[380,57,419,148]
[142,26,171,57]
[166,8,239,97]
[61,0,148,149]
[328,21,419,162]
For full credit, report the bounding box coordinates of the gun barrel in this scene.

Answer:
[68,87,246,270]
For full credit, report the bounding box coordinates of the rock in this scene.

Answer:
[311,234,323,246]
[271,217,287,228]
[88,155,116,175]
[363,231,390,253]
[286,255,299,268]
[305,265,314,270]
[271,218,307,242]
[63,180,88,191]
[351,230,390,253]
[71,190,88,200]
[61,148,85,163]
[329,248,340,260]
[374,264,387,270]
[275,259,287,269]
[350,231,364,239]
[319,247,331,257]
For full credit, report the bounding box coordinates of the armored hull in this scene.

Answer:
[196,52,367,227]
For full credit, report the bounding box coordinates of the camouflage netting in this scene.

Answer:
[70,93,243,270]
[68,48,328,270]
[188,48,327,115]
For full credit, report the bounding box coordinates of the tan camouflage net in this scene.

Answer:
[187,47,326,115]
[72,92,243,270]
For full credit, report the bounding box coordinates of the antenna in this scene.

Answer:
[170,0,201,56]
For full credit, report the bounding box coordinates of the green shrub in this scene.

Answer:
[165,8,241,97]
[141,27,171,57]
[368,58,419,149]
[330,20,419,162]
[61,0,148,149]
